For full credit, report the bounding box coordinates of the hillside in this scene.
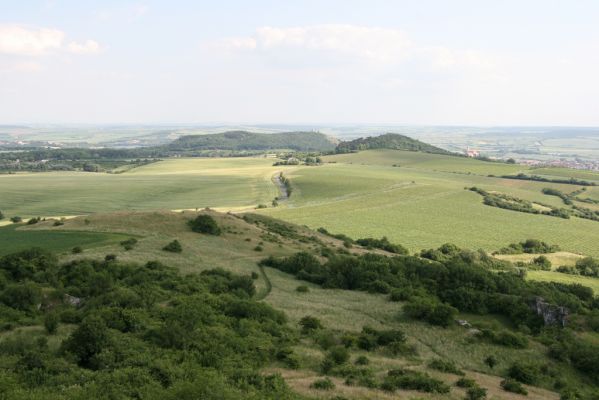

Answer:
[168,130,337,152]
[336,133,455,155]
[5,211,599,399]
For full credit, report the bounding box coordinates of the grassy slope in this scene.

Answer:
[0,157,284,217]
[10,211,572,399]
[264,150,599,257]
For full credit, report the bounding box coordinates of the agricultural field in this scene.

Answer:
[3,149,599,258]
[265,150,599,257]
[0,157,284,217]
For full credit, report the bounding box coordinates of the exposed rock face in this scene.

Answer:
[533,297,568,326]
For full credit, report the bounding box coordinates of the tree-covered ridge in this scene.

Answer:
[0,248,301,400]
[335,133,454,155]
[168,131,337,152]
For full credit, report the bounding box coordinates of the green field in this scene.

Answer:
[0,157,283,216]
[3,150,599,257]
[0,224,128,256]
[264,150,599,257]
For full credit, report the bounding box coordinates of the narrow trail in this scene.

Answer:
[254,264,272,301]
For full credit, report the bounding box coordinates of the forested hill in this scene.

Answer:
[335,133,454,155]
[168,131,338,152]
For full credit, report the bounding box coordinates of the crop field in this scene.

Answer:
[0,157,284,217]
[264,150,599,257]
[0,224,128,256]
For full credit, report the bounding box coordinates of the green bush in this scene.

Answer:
[299,315,322,334]
[507,361,539,384]
[455,377,477,388]
[428,358,464,376]
[120,238,138,251]
[296,285,309,293]
[501,378,528,395]
[404,297,457,327]
[44,312,59,334]
[72,246,83,254]
[466,386,487,400]
[188,214,221,235]
[162,240,182,253]
[381,368,450,393]
[310,377,335,390]
[354,355,369,365]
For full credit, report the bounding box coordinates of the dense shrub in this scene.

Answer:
[507,361,540,384]
[355,237,408,254]
[0,247,298,399]
[162,240,182,253]
[188,214,221,235]
[500,378,528,395]
[310,377,335,390]
[404,297,458,327]
[299,315,322,334]
[296,285,309,293]
[478,329,528,348]
[120,238,138,250]
[428,358,464,376]
[381,368,450,394]
[466,386,488,400]
[455,377,477,388]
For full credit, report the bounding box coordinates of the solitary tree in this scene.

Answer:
[188,214,221,235]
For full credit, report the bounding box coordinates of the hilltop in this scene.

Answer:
[168,130,338,152]
[336,133,455,155]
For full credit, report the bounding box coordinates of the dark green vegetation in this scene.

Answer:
[188,214,222,235]
[0,248,300,399]
[162,240,182,253]
[335,133,454,155]
[501,173,597,187]
[2,211,598,398]
[469,186,572,219]
[169,131,337,152]
[0,224,128,256]
[497,239,561,255]
[261,244,599,392]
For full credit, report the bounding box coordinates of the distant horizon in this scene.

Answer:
[3,123,599,130]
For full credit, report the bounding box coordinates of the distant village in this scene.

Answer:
[464,147,599,171]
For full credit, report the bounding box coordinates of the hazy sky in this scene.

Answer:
[1,0,599,125]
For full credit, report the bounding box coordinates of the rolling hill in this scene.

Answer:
[335,133,455,155]
[168,130,338,152]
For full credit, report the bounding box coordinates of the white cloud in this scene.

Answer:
[255,25,412,63]
[0,24,64,55]
[210,24,495,71]
[67,40,101,55]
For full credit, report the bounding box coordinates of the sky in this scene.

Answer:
[1,0,599,126]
